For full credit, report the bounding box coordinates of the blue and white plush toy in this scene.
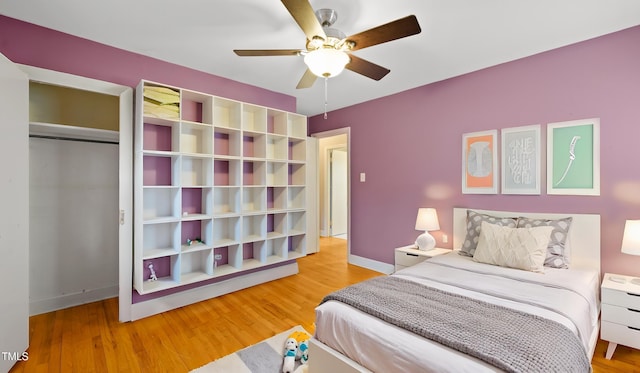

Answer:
[282,337,298,373]
[282,331,310,373]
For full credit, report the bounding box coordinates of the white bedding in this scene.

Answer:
[314,252,600,373]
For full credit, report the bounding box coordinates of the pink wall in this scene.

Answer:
[309,25,640,276]
[0,15,295,112]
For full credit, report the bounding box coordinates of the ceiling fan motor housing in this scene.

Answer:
[307,9,349,51]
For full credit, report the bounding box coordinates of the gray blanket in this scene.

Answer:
[321,276,590,373]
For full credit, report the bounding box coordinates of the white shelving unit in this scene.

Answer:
[134,80,308,296]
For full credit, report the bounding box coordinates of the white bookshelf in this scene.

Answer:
[134,80,308,296]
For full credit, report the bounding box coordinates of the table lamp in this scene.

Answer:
[621,220,640,285]
[415,208,440,251]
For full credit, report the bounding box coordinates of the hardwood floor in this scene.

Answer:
[9,237,640,372]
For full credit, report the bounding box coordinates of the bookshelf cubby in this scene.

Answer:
[134,80,308,296]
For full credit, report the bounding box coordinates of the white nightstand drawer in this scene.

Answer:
[602,304,640,328]
[602,287,640,309]
[395,251,426,267]
[601,321,640,350]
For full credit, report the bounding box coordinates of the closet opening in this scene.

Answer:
[28,81,120,315]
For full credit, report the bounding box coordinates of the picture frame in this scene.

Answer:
[462,130,498,194]
[501,125,541,195]
[547,118,600,196]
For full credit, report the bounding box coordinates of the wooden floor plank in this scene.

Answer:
[9,237,640,372]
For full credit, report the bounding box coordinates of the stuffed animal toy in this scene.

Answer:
[282,330,311,373]
[282,337,298,373]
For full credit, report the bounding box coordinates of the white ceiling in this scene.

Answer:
[2,0,640,116]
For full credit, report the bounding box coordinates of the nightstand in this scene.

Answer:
[601,273,640,359]
[394,245,452,272]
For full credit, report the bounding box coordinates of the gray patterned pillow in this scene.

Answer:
[517,217,573,268]
[459,210,517,257]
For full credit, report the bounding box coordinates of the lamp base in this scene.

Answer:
[415,232,436,251]
[630,278,640,286]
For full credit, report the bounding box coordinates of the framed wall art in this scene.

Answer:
[547,118,600,195]
[462,130,498,194]
[501,125,541,195]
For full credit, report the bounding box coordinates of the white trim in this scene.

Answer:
[348,254,393,275]
[312,128,351,259]
[18,64,134,322]
[131,263,298,321]
[19,64,127,95]
[30,286,119,316]
[29,122,119,142]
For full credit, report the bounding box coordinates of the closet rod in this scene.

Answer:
[29,134,118,145]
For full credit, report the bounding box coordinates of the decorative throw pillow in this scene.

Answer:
[459,210,517,257]
[517,217,572,269]
[473,221,553,273]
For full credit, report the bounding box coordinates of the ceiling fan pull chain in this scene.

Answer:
[324,77,328,119]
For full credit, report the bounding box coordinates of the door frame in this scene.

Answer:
[18,65,134,322]
[312,128,351,256]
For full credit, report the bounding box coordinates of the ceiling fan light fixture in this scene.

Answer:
[304,48,350,78]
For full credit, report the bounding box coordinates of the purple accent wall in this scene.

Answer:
[182,188,202,214]
[214,132,230,155]
[143,156,172,186]
[143,123,173,151]
[243,135,255,157]
[309,25,640,276]
[214,160,230,185]
[181,220,202,244]
[0,15,295,112]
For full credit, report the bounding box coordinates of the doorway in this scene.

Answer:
[313,128,350,255]
[329,147,348,239]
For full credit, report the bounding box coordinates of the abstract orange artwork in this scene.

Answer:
[462,130,498,194]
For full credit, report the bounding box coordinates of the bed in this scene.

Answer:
[309,208,601,373]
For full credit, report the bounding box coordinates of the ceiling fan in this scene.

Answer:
[234,0,422,89]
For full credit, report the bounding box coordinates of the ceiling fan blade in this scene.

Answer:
[296,68,317,89]
[281,0,327,41]
[234,49,301,56]
[346,15,421,51]
[345,55,390,81]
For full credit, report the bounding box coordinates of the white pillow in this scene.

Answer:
[473,221,553,273]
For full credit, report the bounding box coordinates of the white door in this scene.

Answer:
[330,148,348,237]
[0,54,29,371]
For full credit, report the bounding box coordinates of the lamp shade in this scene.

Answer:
[304,48,350,78]
[621,220,640,256]
[415,208,440,231]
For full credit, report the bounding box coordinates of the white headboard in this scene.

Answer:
[453,208,601,273]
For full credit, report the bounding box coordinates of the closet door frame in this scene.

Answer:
[19,64,134,322]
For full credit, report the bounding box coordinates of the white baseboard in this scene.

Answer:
[348,254,393,274]
[30,285,119,316]
[130,262,299,321]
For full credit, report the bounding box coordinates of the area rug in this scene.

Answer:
[191,325,311,373]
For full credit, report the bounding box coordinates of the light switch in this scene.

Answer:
[360,172,366,182]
